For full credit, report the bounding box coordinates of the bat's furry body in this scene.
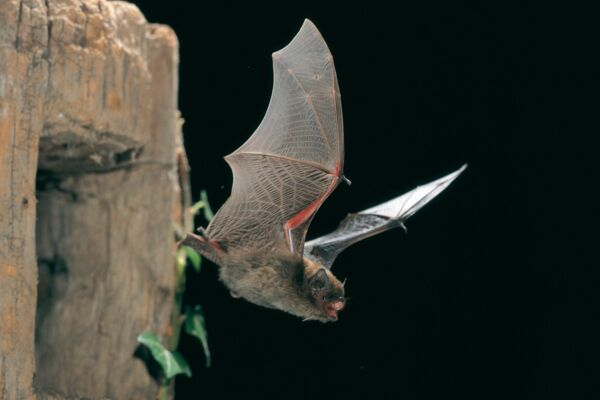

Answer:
[219,253,343,321]
[182,20,465,322]
[182,236,345,322]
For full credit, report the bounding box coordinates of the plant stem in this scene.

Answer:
[160,250,188,399]
[170,265,187,350]
[158,379,172,400]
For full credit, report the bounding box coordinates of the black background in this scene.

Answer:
[133,1,594,399]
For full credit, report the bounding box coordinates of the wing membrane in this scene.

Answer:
[207,20,343,255]
[304,165,467,268]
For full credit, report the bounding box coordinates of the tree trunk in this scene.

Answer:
[0,1,187,398]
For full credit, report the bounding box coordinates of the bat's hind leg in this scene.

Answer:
[180,230,225,264]
[196,226,210,239]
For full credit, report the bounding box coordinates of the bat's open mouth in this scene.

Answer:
[325,300,345,320]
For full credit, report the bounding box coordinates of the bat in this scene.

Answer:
[181,19,466,322]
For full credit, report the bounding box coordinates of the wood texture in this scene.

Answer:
[0,1,186,398]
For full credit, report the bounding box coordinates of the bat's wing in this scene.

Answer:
[206,20,344,256]
[304,165,467,268]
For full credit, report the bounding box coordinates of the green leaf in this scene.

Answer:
[137,331,192,379]
[175,248,187,277]
[200,190,214,221]
[182,246,201,272]
[184,305,211,367]
[189,200,206,216]
[170,351,192,377]
[189,190,214,223]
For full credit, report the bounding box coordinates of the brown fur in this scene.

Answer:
[219,251,345,322]
[182,233,345,322]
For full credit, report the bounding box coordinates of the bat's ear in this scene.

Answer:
[308,268,332,291]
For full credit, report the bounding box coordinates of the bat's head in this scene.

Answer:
[306,268,346,322]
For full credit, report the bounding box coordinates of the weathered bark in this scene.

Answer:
[0,1,186,399]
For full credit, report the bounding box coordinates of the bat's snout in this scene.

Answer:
[332,299,345,310]
[324,297,346,320]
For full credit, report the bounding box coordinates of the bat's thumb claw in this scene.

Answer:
[341,175,352,186]
[400,222,408,233]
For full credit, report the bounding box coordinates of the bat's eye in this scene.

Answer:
[323,294,342,302]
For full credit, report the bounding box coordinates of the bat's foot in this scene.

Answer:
[230,291,241,299]
[196,226,210,240]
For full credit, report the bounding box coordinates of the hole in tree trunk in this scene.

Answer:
[32,133,163,397]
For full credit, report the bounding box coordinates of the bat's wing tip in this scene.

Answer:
[303,18,314,26]
[300,19,323,39]
[419,163,468,197]
[272,18,324,59]
[359,163,468,220]
[444,163,468,184]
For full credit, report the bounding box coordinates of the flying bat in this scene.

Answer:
[181,19,466,322]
